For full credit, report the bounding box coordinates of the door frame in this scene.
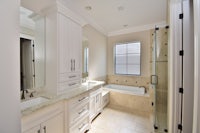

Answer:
[168,0,183,132]
[193,0,200,132]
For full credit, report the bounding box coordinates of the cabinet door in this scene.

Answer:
[89,95,96,120]
[70,20,82,72]
[58,13,72,74]
[41,113,64,133]
[95,93,102,113]
[58,13,82,74]
[23,125,40,133]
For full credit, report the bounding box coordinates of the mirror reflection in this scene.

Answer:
[20,7,45,90]
[82,39,89,78]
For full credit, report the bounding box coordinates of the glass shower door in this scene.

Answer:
[151,27,168,133]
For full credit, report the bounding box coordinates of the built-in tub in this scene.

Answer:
[104,84,146,95]
[103,84,151,113]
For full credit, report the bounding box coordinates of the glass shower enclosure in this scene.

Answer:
[151,26,168,133]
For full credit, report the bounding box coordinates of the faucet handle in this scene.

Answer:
[29,90,36,98]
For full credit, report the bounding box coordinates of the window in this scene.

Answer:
[115,42,141,75]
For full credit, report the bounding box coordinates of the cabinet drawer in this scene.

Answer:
[69,102,89,126]
[69,116,90,133]
[59,72,80,82]
[59,80,81,93]
[68,93,89,108]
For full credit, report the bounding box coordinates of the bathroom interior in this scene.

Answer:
[1,0,198,133]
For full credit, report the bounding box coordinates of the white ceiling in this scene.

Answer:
[63,0,167,36]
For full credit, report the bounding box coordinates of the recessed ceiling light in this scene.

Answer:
[85,6,92,11]
[123,24,128,27]
[118,6,124,11]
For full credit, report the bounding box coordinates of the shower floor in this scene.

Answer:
[88,107,154,133]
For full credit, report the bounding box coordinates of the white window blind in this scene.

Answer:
[115,42,141,75]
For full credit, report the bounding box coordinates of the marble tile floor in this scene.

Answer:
[87,107,154,133]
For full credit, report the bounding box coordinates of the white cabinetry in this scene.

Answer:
[22,101,64,133]
[89,88,102,122]
[24,113,64,133]
[102,90,109,109]
[58,13,81,74]
[23,125,40,133]
[46,7,82,95]
[65,92,90,133]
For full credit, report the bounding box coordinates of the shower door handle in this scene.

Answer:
[151,75,158,85]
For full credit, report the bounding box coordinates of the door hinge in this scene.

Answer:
[155,27,159,31]
[179,50,184,56]
[178,124,182,130]
[179,13,183,19]
[179,88,184,94]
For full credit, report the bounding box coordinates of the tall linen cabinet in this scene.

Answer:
[45,5,84,95]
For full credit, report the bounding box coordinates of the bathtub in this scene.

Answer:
[103,84,146,95]
[103,84,151,113]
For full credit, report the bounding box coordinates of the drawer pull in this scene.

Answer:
[78,97,86,102]
[69,75,76,78]
[71,59,73,71]
[37,130,40,133]
[78,108,86,115]
[79,123,85,130]
[69,83,77,86]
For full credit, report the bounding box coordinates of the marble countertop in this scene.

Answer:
[21,80,105,116]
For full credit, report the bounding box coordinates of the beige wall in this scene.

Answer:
[107,30,151,77]
[107,30,151,93]
[83,25,107,81]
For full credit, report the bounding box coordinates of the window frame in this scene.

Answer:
[114,41,141,76]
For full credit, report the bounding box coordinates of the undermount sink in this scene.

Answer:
[21,97,49,110]
[82,81,98,86]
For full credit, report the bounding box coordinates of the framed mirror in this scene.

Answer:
[20,7,45,90]
[82,38,89,78]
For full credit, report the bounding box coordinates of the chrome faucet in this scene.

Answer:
[29,90,36,98]
[21,89,28,100]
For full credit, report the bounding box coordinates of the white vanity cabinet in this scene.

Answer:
[45,5,83,95]
[89,88,102,122]
[65,92,90,133]
[23,113,64,133]
[22,101,64,133]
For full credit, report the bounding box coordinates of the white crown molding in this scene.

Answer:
[59,0,108,36]
[56,2,87,26]
[41,1,87,27]
[20,19,35,30]
[108,21,167,37]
